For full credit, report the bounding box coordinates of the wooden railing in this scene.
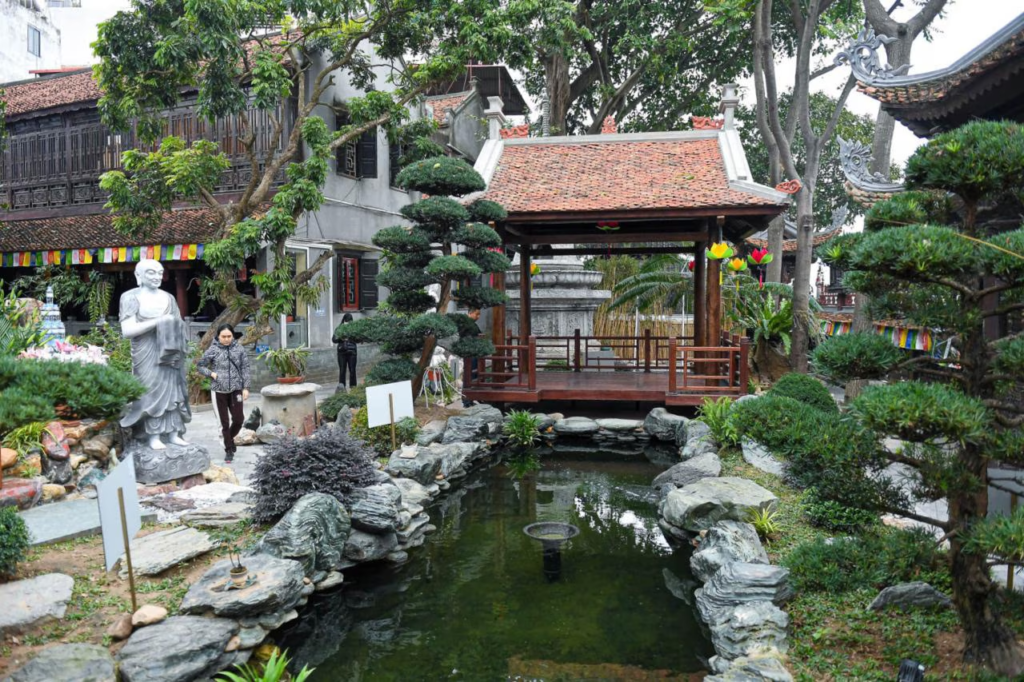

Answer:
[463,338,536,391]
[668,333,750,397]
[505,329,695,372]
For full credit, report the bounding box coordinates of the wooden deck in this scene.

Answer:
[462,332,750,406]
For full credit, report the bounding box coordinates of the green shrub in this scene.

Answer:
[784,528,949,595]
[216,646,313,682]
[451,336,494,358]
[366,358,420,386]
[802,488,880,533]
[318,389,366,422]
[0,388,56,437]
[810,332,904,383]
[350,405,419,456]
[70,325,133,374]
[503,410,540,449]
[249,425,378,524]
[698,396,738,447]
[768,373,838,413]
[0,506,31,577]
[2,421,48,455]
[729,395,822,457]
[395,156,487,196]
[465,199,507,223]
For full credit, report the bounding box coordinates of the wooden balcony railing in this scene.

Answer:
[668,333,750,397]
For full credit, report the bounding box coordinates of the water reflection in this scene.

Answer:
[278,447,712,681]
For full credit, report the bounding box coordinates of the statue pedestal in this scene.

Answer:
[260,383,321,436]
[125,442,211,485]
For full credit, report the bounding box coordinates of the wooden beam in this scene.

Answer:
[519,247,531,338]
[511,231,706,245]
[505,205,786,223]
[537,246,698,257]
[693,245,706,347]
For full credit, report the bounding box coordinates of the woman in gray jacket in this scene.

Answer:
[196,324,251,462]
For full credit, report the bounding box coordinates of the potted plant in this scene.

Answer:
[228,551,249,587]
[258,346,310,384]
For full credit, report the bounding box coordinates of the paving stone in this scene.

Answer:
[553,416,600,436]
[18,498,156,547]
[0,573,75,635]
[595,418,643,432]
[3,643,115,682]
[119,526,220,578]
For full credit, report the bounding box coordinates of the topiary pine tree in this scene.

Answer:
[812,120,1024,676]
[336,156,510,394]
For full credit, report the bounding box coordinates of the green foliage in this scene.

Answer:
[863,190,954,232]
[2,421,47,456]
[0,388,56,436]
[802,487,879,533]
[366,358,420,386]
[451,336,495,359]
[386,291,437,315]
[451,224,502,250]
[465,199,507,223]
[747,506,780,542]
[852,382,990,444]
[0,506,30,578]
[905,121,1024,205]
[258,346,310,378]
[810,333,904,383]
[452,286,508,309]
[405,313,458,341]
[318,389,366,422]
[503,410,541,449]
[371,226,432,253]
[349,406,419,456]
[462,247,510,273]
[70,325,133,373]
[395,156,486,196]
[398,197,469,233]
[608,254,690,312]
[0,289,45,356]
[216,647,314,682]
[964,506,1024,565]
[376,268,436,292]
[697,397,738,448]
[447,313,483,339]
[425,255,481,279]
[784,529,950,595]
[768,373,837,414]
[250,425,379,524]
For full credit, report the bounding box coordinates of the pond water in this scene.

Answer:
[277,445,713,681]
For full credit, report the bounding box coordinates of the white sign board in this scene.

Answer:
[96,455,142,572]
[366,380,415,428]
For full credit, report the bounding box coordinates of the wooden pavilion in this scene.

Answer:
[462,87,791,405]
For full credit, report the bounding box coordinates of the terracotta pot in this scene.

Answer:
[276,376,305,385]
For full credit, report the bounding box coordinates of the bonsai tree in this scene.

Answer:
[813,120,1024,675]
[337,156,510,393]
[258,346,310,379]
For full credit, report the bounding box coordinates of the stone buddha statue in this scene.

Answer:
[119,260,209,482]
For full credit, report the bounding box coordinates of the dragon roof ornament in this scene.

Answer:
[837,137,905,194]
[834,27,912,82]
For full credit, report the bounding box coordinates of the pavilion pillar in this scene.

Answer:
[706,219,722,347]
[518,246,531,339]
[693,246,706,347]
[492,269,506,374]
[174,269,189,318]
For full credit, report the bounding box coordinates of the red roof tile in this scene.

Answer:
[481,137,786,216]
[427,92,471,125]
[2,70,101,117]
[747,232,835,253]
[0,207,226,252]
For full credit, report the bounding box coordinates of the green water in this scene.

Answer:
[277,448,713,681]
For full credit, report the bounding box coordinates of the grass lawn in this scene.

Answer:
[717,448,1024,682]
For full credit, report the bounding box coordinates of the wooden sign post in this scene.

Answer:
[98,455,142,612]
[367,381,415,452]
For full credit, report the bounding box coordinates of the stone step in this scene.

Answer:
[19,498,157,547]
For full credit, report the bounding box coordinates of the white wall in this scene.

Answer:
[0,0,61,83]
[49,0,128,66]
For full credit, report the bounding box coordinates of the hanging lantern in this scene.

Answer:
[530,262,541,278]
[687,259,695,272]
[726,258,747,292]
[705,242,733,285]
[747,247,774,288]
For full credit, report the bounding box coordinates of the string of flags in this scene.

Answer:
[0,243,205,268]
[821,318,934,353]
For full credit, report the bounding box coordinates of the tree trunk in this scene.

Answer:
[789,190,815,372]
[545,51,571,136]
[766,214,786,284]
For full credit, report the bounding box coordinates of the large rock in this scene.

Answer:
[348,484,402,533]
[256,421,288,445]
[695,562,794,626]
[440,416,488,444]
[334,408,353,435]
[257,493,351,578]
[1,447,18,468]
[181,502,252,529]
[652,453,721,498]
[416,420,447,446]
[741,439,786,477]
[120,526,219,578]
[0,478,42,510]
[386,442,483,485]
[117,615,240,682]
[706,652,794,682]
[180,554,306,618]
[391,477,435,508]
[0,573,74,634]
[691,520,769,583]
[868,581,952,612]
[661,477,778,532]
[709,601,789,661]
[3,643,115,682]
[596,418,643,432]
[553,416,600,436]
[643,407,687,442]
[233,428,259,446]
[680,420,717,460]
[344,529,398,563]
[462,403,504,435]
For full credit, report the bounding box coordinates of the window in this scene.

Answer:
[337,254,379,311]
[27,26,41,57]
[335,113,378,179]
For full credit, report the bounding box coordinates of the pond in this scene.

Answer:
[276,445,714,681]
